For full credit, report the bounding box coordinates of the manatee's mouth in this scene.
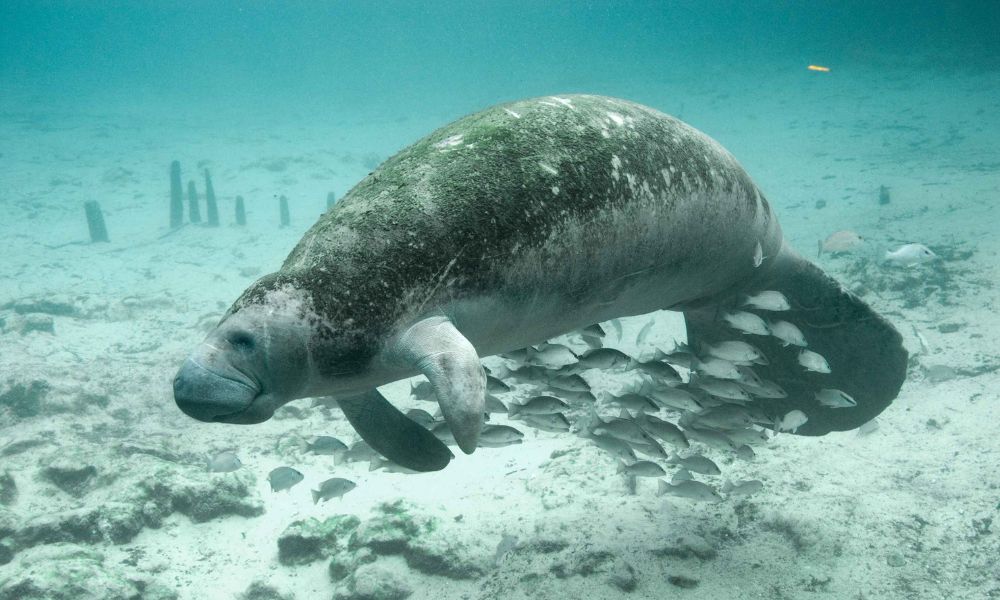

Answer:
[173,357,273,424]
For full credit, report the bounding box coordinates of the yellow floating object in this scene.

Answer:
[808,65,831,72]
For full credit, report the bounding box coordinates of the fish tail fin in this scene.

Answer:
[721,480,734,494]
[683,243,907,436]
[311,489,320,504]
[616,460,627,474]
[817,239,823,257]
[507,404,521,417]
[656,479,669,496]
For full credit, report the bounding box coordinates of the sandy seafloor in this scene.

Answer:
[1,62,999,600]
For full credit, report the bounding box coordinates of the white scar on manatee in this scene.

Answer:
[550,96,575,109]
[261,284,338,344]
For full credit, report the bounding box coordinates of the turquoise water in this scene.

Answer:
[2,3,999,599]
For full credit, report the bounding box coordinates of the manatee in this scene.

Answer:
[173,94,907,471]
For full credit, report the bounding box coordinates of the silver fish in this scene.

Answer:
[682,426,738,451]
[769,320,807,347]
[592,414,655,446]
[815,388,856,408]
[642,383,703,413]
[722,311,770,336]
[267,467,304,492]
[735,365,763,388]
[776,410,808,433]
[576,348,633,370]
[657,479,723,502]
[631,438,669,460]
[485,394,508,414]
[486,375,510,394]
[667,453,721,475]
[722,479,764,497]
[501,348,530,363]
[739,378,788,399]
[735,444,756,461]
[638,414,689,449]
[526,343,578,368]
[551,389,597,404]
[704,340,766,364]
[693,376,752,401]
[342,441,379,463]
[819,230,864,255]
[671,468,693,483]
[725,427,770,446]
[885,243,936,266]
[798,349,831,373]
[479,425,525,448]
[655,343,695,369]
[207,451,242,473]
[405,408,439,429]
[548,373,591,393]
[410,380,436,400]
[617,460,666,477]
[694,356,741,380]
[410,380,435,401]
[306,436,348,457]
[311,477,356,503]
[630,360,682,384]
[521,412,570,433]
[431,422,457,445]
[588,432,637,461]
[688,406,753,430]
[605,392,659,413]
[743,290,790,311]
[508,395,569,416]
[505,365,554,384]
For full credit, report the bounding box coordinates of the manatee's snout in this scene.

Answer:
[173,356,264,424]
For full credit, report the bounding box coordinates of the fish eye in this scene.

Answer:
[228,331,255,351]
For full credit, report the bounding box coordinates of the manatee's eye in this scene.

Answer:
[228,330,255,352]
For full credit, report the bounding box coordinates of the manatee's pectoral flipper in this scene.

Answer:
[338,390,454,472]
[391,316,486,454]
[684,243,908,435]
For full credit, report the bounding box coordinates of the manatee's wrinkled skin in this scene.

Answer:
[175,94,905,444]
[238,96,776,383]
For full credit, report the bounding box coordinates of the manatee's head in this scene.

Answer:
[174,275,325,424]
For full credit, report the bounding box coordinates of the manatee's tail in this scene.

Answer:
[683,244,907,435]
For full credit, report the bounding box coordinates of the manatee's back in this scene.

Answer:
[284,95,778,315]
